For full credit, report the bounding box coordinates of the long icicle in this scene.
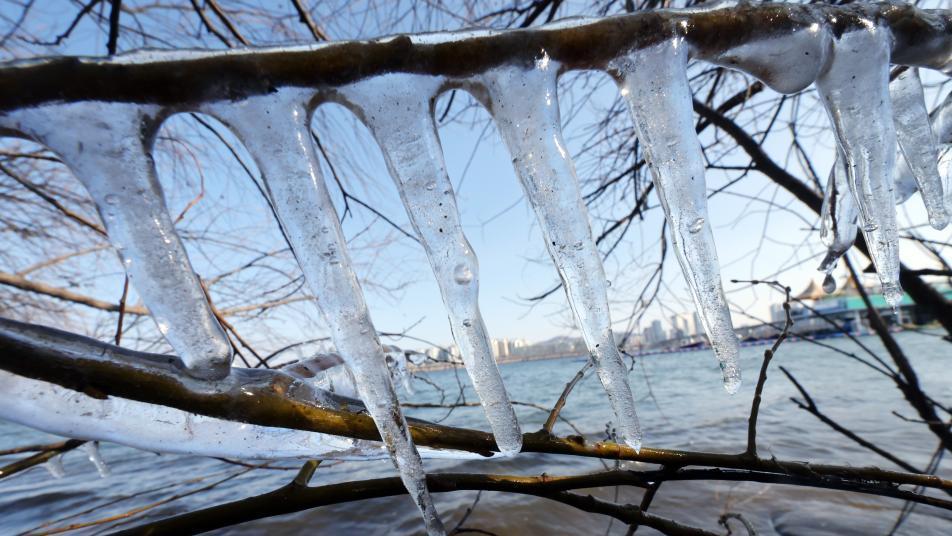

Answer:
[815,25,902,306]
[890,68,948,229]
[477,54,642,450]
[2,103,233,379]
[207,90,445,535]
[610,38,741,393]
[338,74,522,455]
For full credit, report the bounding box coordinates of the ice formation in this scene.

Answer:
[81,442,110,478]
[336,74,522,455]
[815,26,902,306]
[0,2,950,531]
[0,104,233,380]
[890,69,948,229]
[206,90,444,535]
[611,38,741,393]
[476,55,643,449]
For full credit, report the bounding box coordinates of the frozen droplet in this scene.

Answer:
[688,217,705,234]
[822,273,837,294]
[453,263,473,285]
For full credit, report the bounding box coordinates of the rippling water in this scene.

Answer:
[2,331,951,535]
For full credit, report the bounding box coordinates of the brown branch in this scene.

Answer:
[779,366,921,474]
[289,0,329,41]
[205,0,248,46]
[106,0,121,55]
[0,439,84,480]
[0,271,149,315]
[736,280,793,457]
[543,359,592,433]
[2,318,951,496]
[842,257,952,454]
[0,3,947,111]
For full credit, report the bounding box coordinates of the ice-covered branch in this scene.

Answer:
[0,2,948,111]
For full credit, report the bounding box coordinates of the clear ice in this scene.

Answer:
[206,91,445,536]
[81,441,110,478]
[815,26,903,306]
[477,55,643,450]
[818,152,859,276]
[337,74,522,455]
[0,103,233,379]
[890,68,948,229]
[610,38,741,393]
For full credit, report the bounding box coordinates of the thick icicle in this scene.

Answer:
[1,104,233,380]
[80,442,110,478]
[610,38,741,392]
[206,91,445,536]
[818,153,859,275]
[815,26,902,306]
[890,68,948,229]
[337,74,522,455]
[477,55,642,450]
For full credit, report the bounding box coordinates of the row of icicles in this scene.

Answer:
[2,9,950,535]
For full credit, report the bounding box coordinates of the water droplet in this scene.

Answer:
[688,217,705,234]
[453,263,473,285]
[822,273,836,294]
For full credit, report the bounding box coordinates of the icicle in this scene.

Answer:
[610,38,741,393]
[206,91,445,536]
[818,153,859,275]
[477,54,642,450]
[815,25,903,307]
[3,103,233,380]
[890,68,948,229]
[337,74,521,455]
[893,91,952,206]
[43,455,65,479]
[81,442,109,478]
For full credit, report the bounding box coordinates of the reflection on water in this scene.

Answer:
[1,331,951,534]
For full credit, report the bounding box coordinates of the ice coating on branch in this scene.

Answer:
[818,153,859,275]
[890,68,948,229]
[816,26,902,307]
[477,55,642,450]
[337,73,522,456]
[81,442,110,478]
[698,18,830,94]
[0,103,233,379]
[0,369,504,462]
[611,39,741,393]
[206,91,444,536]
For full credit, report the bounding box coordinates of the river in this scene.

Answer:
[1,330,950,535]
